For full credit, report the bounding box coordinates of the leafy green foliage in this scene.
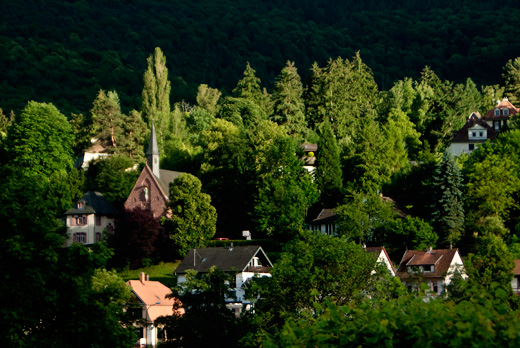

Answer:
[159,267,244,348]
[162,173,217,257]
[502,57,520,104]
[315,121,343,207]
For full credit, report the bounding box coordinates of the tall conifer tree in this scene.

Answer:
[316,121,343,207]
[431,152,465,247]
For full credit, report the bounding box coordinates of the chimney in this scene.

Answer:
[140,272,146,284]
[427,246,432,253]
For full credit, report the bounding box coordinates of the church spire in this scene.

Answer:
[147,122,160,179]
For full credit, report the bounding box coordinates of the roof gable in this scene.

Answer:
[452,113,496,143]
[396,248,462,279]
[127,278,182,321]
[175,246,273,274]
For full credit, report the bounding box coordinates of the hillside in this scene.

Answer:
[2,0,520,115]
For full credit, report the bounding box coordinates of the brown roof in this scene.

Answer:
[175,246,273,274]
[310,208,337,224]
[127,278,183,321]
[514,260,520,276]
[484,98,519,121]
[302,143,317,152]
[396,248,461,279]
[451,112,497,143]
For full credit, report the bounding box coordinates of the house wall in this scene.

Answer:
[448,142,478,156]
[446,251,467,285]
[234,271,271,303]
[65,214,115,247]
[375,250,395,277]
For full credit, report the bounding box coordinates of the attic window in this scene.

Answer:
[495,108,500,116]
[504,108,509,116]
[77,202,84,209]
[424,265,435,273]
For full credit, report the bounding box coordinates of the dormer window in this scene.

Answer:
[77,201,84,209]
[495,108,500,116]
[424,265,435,273]
[504,108,509,116]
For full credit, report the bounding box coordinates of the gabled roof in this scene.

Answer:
[310,208,337,224]
[64,191,119,216]
[127,278,182,321]
[175,246,273,274]
[396,248,462,279]
[484,98,519,121]
[157,168,182,196]
[451,112,497,143]
[365,246,396,275]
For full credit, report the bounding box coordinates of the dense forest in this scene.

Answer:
[4,1,520,347]
[2,0,520,115]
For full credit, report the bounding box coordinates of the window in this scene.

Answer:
[495,108,500,116]
[432,281,438,294]
[96,216,101,226]
[77,201,84,209]
[73,232,87,244]
[495,121,500,130]
[95,232,102,242]
[469,144,475,151]
[472,132,476,137]
[423,265,435,272]
[504,108,509,116]
[479,132,483,137]
[74,216,87,226]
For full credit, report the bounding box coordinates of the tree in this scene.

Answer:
[86,155,140,209]
[159,267,243,348]
[4,101,73,178]
[502,57,520,105]
[253,137,318,241]
[216,96,266,129]
[69,112,93,154]
[162,173,217,257]
[0,108,14,141]
[141,47,171,148]
[111,207,168,269]
[248,231,376,335]
[315,121,343,207]
[270,61,308,139]
[336,191,397,243]
[233,62,266,111]
[431,152,464,247]
[91,90,124,151]
[196,84,221,115]
[119,109,147,160]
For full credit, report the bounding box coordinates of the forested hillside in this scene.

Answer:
[2,0,520,115]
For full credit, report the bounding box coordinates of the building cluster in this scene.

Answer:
[61,100,520,347]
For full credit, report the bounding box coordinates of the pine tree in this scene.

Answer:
[91,90,124,152]
[502,57,520,105]
[271,61,308,139]
[315,121,343,207]
[120,110,147,160]
[233,62,268,112]
[431,152,465,247]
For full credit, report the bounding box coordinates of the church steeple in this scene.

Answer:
[147,122,160,179]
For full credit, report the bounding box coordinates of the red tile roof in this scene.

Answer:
[451,112,497,143]
[127,278,183,321]
[514,260,520,276]
[396,248,462,279]
[484,98,519,121]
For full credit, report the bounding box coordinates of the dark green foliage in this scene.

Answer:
[159,267,244,348]
[216,96,267,129]
[111,207,168,269]
[502,57,520,104]
[233,62,268,112]
[315,121,343,207]
[265,287,520,347]
[86,155,140,209]
[162,173,217,257]
[270,61,308,139]
[431,152,465,247]
[253,137,318,241]
[248,231,376,333]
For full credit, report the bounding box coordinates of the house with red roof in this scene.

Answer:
[127,272,183,347]
[448,112,497,156]
[396,247,466,296]
[484,97,519,131]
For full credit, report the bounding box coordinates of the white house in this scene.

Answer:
[127,273,183,347]
[175,245,273,315]
[365,246,396,277]
[396,247,467,295]
[63,191,118,247]
[484,97,519,131]
[448,112,497,156]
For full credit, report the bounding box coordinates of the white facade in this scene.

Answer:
[65,213,115,247]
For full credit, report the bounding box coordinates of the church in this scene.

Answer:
[124,124,182,218]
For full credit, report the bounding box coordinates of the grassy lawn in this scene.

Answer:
[117,261,180,288]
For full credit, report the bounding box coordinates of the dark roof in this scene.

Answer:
[64,191,119,216]
[484,98,519,121]
[175,246,273,274]
[157,169,182,196]
[451,112,497,143]
[310,208,337,224]
[396,248,461,279]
